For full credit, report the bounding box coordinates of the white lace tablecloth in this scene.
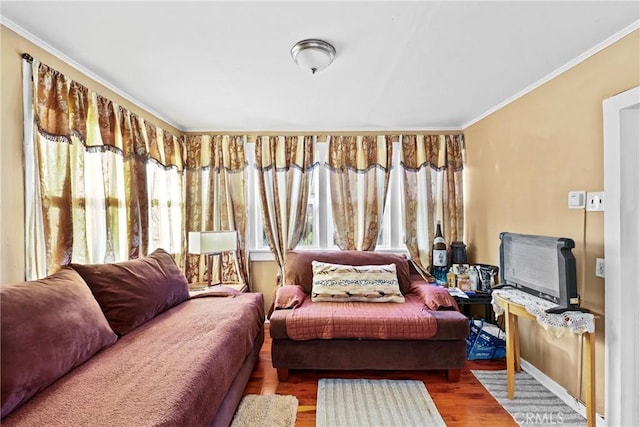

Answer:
[491,288,595,336]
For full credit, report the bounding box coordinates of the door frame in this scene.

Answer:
[603,85,640,426]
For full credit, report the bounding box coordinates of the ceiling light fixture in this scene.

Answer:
[290,39,336,74]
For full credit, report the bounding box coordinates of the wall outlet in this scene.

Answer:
[596,258,605,278]
[587,192,605,211]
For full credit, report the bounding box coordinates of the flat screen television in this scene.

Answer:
[498,232,586,313]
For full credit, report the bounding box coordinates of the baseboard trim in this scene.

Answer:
[521,359,605,426]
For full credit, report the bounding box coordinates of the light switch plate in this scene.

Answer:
[568,191,586,209]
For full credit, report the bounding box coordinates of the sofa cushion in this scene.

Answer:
[285,250,412,294]
[311,261,405,303]
[71,248,189,335]
[0,268,117,418]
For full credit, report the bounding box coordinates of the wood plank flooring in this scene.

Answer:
[243,323,516,426]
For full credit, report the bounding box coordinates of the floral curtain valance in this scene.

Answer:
[34,63,184,170]
[326,135,393,172]
[185,134,247,172]
[255,135,317,173]
[401,134,464,172]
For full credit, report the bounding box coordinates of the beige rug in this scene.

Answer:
[231,394,298,427]
[316,378,446,427]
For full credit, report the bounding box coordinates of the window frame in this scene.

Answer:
[247,138,408,261]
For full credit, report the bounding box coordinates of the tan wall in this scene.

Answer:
[0,25,180,283]
[250,260,280,314]
[464,30,640,415]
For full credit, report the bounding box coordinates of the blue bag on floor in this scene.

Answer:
[466,319,506,360]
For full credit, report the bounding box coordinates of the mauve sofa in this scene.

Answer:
[0,249,264,427]
[269,250,469,382]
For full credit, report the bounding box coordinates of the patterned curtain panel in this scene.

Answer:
[401,134,465,276]
[255,135,316,283]
[23,58,185,280]
[327,135,392,251]
[443,135,465,245]
[184,134,250,288]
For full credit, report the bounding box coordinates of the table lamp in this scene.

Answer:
[188,230,238,287]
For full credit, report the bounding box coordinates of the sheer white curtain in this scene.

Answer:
[23,56,46,279]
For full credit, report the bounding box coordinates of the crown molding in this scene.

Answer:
[183,126,464,133]
[462,19,640,130]
[1,17,183,131]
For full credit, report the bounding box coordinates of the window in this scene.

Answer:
[297,162,320,248]
[376,140,404,250]
[247,138,406,258]
[147,161,183,256]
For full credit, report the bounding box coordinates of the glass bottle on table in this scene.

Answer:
[469,266,479,291]
[431,220,448,286]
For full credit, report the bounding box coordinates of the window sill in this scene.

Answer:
[248,247,409,262]
[249,250,276,262]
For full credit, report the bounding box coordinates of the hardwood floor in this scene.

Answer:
[243,323,516,426]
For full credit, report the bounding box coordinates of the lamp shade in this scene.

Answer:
[291,39,336,74]
[188,231,238,254]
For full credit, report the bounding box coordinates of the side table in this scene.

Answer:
[453,291,496,324]
[493,290,596,427]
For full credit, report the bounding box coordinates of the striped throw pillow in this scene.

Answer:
[311,261,405,303]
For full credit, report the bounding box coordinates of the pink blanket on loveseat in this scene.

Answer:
[285,294,437,340]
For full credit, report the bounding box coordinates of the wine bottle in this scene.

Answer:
[432,221,448,285]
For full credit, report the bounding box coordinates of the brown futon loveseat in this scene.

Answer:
[269,250,469,382]
[1,249,264,427]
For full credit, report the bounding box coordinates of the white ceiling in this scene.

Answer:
[2,1,639,132]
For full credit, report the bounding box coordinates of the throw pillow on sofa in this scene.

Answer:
[71,248,189,335]
[311,261,405,303]
[274,285,307,309]
[285,250,413,294]
[0,268,118,418]
[409,282,459,311]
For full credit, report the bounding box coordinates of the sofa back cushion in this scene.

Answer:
[285,250,412,294]
[0,268,118,418]
[71,248,189,335]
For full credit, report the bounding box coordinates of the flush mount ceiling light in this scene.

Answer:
[290,39,336,74]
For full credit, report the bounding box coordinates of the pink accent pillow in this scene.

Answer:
[274,285,307,309]
[410,283,459,311]
[71,248,189,335]
[1,268,118,417]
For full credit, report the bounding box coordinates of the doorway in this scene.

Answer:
[603,85,639,427]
